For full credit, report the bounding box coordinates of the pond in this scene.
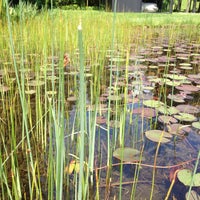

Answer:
[0,25,200,199]
[63,34,200,199]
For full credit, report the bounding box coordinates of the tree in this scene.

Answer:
[192,0,197,12]
[0,0,6,16]
[169,0,173,12]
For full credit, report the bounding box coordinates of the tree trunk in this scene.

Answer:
[186,0,191,12]
[169,0,174,13]
[192,0,197,12]
[177,0,182,11]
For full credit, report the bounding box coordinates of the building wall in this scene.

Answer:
[112,0,142,12]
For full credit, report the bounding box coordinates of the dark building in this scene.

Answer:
[111,0,142,12]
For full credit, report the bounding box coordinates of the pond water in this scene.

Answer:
[0,28,200,199]
[64,36,200,199]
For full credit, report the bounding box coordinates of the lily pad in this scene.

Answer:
[163,74,187,80]
[157,106,179,115]
[67,96,77,102]
[113,147,144,162]
[176,84,200,92]
[109,120,121,128]
[107,95,122,101]
[132,107,157,118]
[177,169,200,187]
[167,94,185,103]
[176,105,200,114]
[145,130,172,143]
[167,124,191,135]
[109,57,126,63]
[185,190,200,200]
[192,122,200,130]
[158,115,178,124]
[27,80,45,87]
[0,85,10,92]
[25,90,36,95]
[96,116,107,124]
[143,100,164,108]
[165,80,181,87]
[46,91,57,95]
[174,113,197,122]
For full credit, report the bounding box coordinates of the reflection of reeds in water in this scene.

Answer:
[1,3,200,200]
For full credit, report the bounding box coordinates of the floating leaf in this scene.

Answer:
[177,169,200,187]
[174,113,197,122]
[109,120,121,128]
[158,115,178,124]
[163,74,187,80]
[176,84,200,92]
[65,160,88,175]
[109,57,126,63]
[0,85,10,92]
[65,160,76,175]
[25,90,36,95]
[157,106,179,115]
[107,95,122,101]
[46,91,57,95]
[66,71,79,76]
[27,80,45,87]
[96,116,107,124]
[113,147,144,162]
[145,130,172,143]
[185,190,200,200]
[165,80,181,87]
[176,105,200,114]
[132,107,157,118]
[143,100,164,108]
[192,122,200,130]
[85,73,93,77]
[167,124,191,135]
[167,94,185,103]
[67,96,77,101]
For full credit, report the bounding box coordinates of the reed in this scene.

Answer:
[0,6,199,200]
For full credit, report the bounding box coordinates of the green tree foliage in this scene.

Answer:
[0,0,6,16]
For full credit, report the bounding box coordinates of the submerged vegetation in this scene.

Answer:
[0,7,200,200]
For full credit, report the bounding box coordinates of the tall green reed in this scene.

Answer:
[4,0,40,198]
[77,19,87,200]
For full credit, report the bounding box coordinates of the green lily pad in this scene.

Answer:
[192,122,200,130]
[113,147,144,162]
[109,57,126,63]
[25,90,36,95]
[143,100,164,108]
[185,190,200,200]
[145,130,172,143]
[174,113,197,122]
[165,80,181,87]
[46,91,57,95]
[27,80,45,87]
[107,95,122,101]
[66,71,79,76]
[177,169,200,187]
[157,106,179,115]
[163,74,187,80]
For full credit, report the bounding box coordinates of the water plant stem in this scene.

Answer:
[77,19,86,200]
